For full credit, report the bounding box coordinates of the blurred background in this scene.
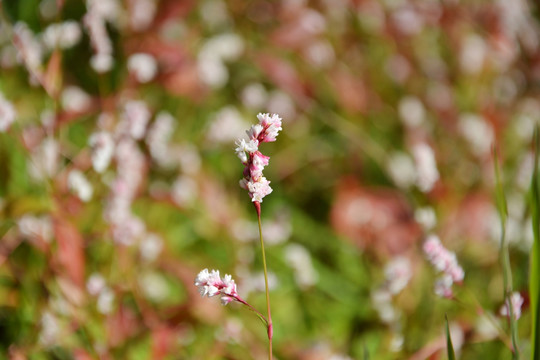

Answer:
[0,0,539,358]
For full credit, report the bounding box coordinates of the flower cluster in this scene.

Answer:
[500,291,524,320]
[235,113,282,203]
[423,234,464,298]
[195,269,240,305]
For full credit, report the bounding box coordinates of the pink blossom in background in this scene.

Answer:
[500,292,524,320]
[423,234,464,298]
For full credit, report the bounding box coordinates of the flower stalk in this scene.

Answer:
[256,202,273,359]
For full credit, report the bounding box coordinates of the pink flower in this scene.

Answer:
[500,292,524,320]
[195,269,240,306]
[423,234,464,298]
[236,113,282,203]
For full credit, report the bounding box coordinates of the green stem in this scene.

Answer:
[256,205,273,360]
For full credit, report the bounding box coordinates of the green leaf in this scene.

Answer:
[445,315,456,360]
[530,127,540,360]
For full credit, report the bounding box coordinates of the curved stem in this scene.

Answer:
[233,295,268,327]
[256,206,273,360]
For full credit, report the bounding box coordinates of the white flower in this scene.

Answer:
[284,244,318,288]
[384,256,412,295]
[247,177,273,203]
[89,131,114,173]
[139,233,163,262]
[121,100,151,139]
[0,94,16,132]
[128,53,158,83]
[42,21,82,50]
[413,143,439,193]
[61,86,91,113]
[68,170,93,202]
[194,269,239,305]
[87,273,106,296]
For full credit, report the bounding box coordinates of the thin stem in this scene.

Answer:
[233,295,268,327]
[257,207,273,360]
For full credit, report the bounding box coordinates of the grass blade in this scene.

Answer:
[494,146,519,359]
[446,315,456,360]
[530,128,540,360]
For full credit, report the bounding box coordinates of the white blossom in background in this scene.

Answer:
[18,215,53,243]
[459,34,487,75]
[458,113,494,156]
[116,100,151,140]
[90,53,114,73]
[371,288,399,324]
[413,143,439,193]
[68,170,93,202]
[87,271,115,314]
[284,244,318,288]
[267,91,296,120]
[238,271,278,298]
[398,96,425,127]
[128,53,158,83]
[298,9,326,34]
[28,137,59,180]
[84,0,118,73]
[207,106,249,144]
[129,0,157,32]
[97,287,115,314]
[384,54,411,84]
[303,40,335,69]
[39,311,61,346]
[87,273,106,296]
[139,233,163,262]
[198,33,244,88]
[89,131,114,173]
[61,86,92,113]
[384,256,412,295]
[13,22,43,75]
[500,292,524,320]
[172,175,198,207]
[146,111,175,167]
[240,84,268,110]
[415,207,437,231]
[0,93,16,132]
[177,144,202,175]
[39,0,59,19]
[42,21,82,50]
[200,0,230,29]
[475,315,499,341]
[497,0,538,53]
[105,139,146,245]
[139,272,169,302]
[86,0,120,22]
[392,6,424,36]
[198,57,228,89]
[387,152,416,189]
[1,44,18,69]
[262,217,292,245]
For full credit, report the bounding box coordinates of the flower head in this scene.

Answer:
[194,269,239,305]
[423,234,464,298]
[500,292,524,320]
[236,113,282,203]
